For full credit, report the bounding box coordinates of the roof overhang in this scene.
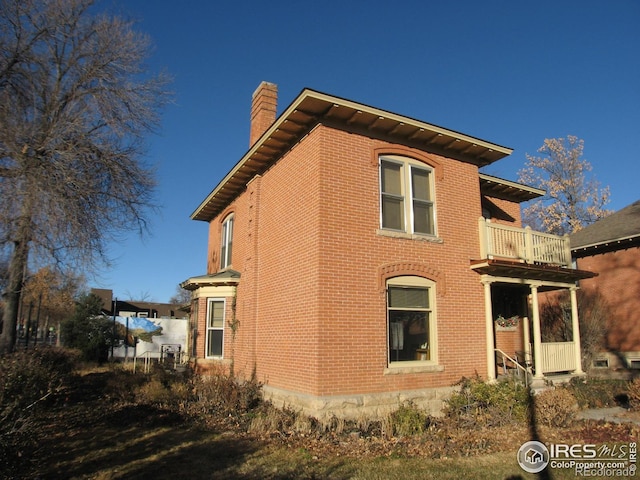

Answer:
[470,258,596,285]
[192,89,514,222]
[572,235,640,258]
[479,173,545,203]
[180,270,241,290]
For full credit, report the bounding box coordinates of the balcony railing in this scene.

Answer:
[478,218,572,267]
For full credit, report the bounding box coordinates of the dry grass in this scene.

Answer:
[2,358,639,479]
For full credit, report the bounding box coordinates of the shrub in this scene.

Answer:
[0,348,80,474]
[444,376,530,427]
[628,377,640,410]
[389,402,430,436]
[0,347,79,421]
[60,293,117,363]
[565,377,628,408]
[534,387,578,427]
[188,369,263,419]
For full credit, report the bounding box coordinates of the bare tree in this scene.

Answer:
[123,290,153,302]
[518,136,612,235]
[169,284,191,305]
[0,0,171,353]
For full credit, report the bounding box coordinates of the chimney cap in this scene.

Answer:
[252,81,277,98]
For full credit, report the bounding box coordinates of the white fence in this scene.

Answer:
[541,342,577,373]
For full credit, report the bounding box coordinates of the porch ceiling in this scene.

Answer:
[470,258,597,285]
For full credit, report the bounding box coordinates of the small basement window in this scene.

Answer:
[592,358,609,368]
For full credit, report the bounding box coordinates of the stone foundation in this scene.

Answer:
[262,385,458,420]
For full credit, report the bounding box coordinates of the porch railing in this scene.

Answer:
[478,218,571,267]
[495,349,530,387]
[540,342,577,374]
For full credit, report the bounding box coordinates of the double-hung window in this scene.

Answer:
[387,276,435,364]
[220,214,234,269]
[206,298,225,358]
[380,156,435,235]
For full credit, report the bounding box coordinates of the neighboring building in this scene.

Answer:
[182,82,594,418]
[90,288,189,361]
[571,200,640,371]
[91,288,188,319]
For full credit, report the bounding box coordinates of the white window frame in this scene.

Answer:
[220,214,234,269]
[205,298,225,358]
[386,276,437,366]
[379,155,436,236]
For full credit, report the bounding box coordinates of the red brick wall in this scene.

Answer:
[495,326,525,359]
[577,246,640,352]
[204,123,504,397]
[484,196,522,227]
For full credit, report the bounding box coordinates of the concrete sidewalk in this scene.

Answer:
[577,407,640,425]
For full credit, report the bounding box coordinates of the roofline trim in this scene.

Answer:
[191,88,514,221]
[571,234,640,253]
[479,173,546,197]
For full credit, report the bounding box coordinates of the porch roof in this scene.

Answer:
[192,88,514,222]
[180,269,241,290]
[479,173,545,203]
[470,258,596,285]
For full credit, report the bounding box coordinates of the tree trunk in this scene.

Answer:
[0,204,32,354]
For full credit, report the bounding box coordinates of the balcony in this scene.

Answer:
[478,218,571,267]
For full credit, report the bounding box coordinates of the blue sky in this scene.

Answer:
[95,0,639,302]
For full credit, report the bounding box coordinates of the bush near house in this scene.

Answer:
[533,388,578,427]
[564,376,630,408]
[443,375,530,427]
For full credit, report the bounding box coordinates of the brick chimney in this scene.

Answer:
[250,81,278,147]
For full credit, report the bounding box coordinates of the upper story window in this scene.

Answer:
[380,156,435,236]
[220,214,234,269]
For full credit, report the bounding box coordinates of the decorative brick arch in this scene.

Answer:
[219,206,235,226]
[377,261,446,296]
[371,145,444,181]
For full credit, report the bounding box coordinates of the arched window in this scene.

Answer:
[380,155,436,236]
[387,276,437,364]
[220,214,234,269]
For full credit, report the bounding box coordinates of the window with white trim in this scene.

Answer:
[206,298,225,358]
[220,214,234,269]
[380,156,435,235]
[387,276,436,364]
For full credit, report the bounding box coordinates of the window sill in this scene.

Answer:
[376,229,443,243]
[384,363,444,375]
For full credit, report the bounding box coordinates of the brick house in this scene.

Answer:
[570,200,640,371]
[182,82,594,418]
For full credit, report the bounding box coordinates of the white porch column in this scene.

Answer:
[530,285,544,379]
[483,280,496,381]
[570,287,584,374]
